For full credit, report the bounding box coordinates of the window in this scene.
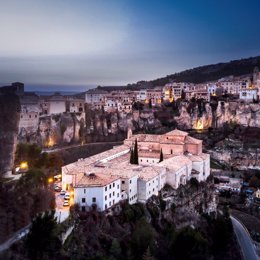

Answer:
[82,206,85,212]
[35,114,37,118]
[122,180,125,184]
[113,199,115,204]
[117,185,119,189]
[105,196,107,200]
[105,187,107,191]
[109,201,111,206]
[92,197,96,203]
[82,198,86,203]
[130,180,132,184]
[113,192,115,196]
[84,189,86,194]
[171,149,173,154]
[113,183,115,187]
[130,189,131,192]
[109,193,111,198]
[117,193,119,197]
[105,204,107,209]
[109,184,111,189]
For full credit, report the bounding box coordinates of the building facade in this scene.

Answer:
[62,129,210,212]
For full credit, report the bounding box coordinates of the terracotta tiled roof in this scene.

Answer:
[75,173,119,187]
[164,129,188,136]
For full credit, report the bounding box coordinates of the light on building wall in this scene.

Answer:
[48,177,54,184]
[47,137,54,147]
[20,161,28,169]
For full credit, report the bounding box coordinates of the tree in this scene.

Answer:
[110,238,122,259]
[133,139,139,165]
[181,89,186,100]
[130,147,134,164]
[148,99,152,109]
[171,226,209,260]
[159,149,163,162]
[26,211,61,259]
[131,219,155,258]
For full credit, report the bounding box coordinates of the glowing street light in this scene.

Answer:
[48,177,54,184]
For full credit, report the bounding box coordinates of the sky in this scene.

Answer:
[0,0,260,91]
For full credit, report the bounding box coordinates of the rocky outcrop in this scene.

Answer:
[85,109,162,139]
[0,93,20,174]
[18,113,85,147]
[175,101,260,130]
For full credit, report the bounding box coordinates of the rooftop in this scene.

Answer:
[75,172,119,188]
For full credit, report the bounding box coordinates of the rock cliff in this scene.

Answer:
[0,93,20,174]
[175,101,260,130]
[18,113,85,147]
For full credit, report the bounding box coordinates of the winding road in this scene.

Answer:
[231,216,259,260]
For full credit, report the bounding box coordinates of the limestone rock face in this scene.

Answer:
[175,101,260,129]
[18,113,85,147]
[174,104,192,129]
[0,93,20,174]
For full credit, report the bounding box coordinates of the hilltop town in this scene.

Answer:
[1,60,260,260]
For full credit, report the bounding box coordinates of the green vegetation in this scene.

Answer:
[131,56,260,87]
[133,139,139,165]
[0,169,55,243]
[15,143,64,175]
[171,226,209,260]
[159,149,163,162]
[210,158,224,170]
[130,147,134,164]
[25,211,61,260]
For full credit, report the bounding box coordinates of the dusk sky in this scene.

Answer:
[1,0,260,91]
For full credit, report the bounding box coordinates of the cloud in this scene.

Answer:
[0,0,129,56]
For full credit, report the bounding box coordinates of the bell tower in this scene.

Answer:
[127,127,132,139]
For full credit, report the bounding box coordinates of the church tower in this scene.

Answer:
[127,127,132,139]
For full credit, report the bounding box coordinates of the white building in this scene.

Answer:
[136,89,147,102]
[40,93,66,115]
[62,129,210,212]
[19,93,40,133]
[74,172,121,211]
[85,88,108,104]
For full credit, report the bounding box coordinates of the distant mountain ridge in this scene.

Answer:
[128,56,260,88]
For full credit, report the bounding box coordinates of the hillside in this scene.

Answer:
[127,56,260,89]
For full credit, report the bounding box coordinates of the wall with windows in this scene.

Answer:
[74,179,121,211]
[139,157,160,165]
[74,186,105,211]
[103,179,121,210]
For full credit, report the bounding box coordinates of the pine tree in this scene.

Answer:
[148,98,152,109]
[130,147,134,164]
[159,149,163,162]
[133,139,139,165]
